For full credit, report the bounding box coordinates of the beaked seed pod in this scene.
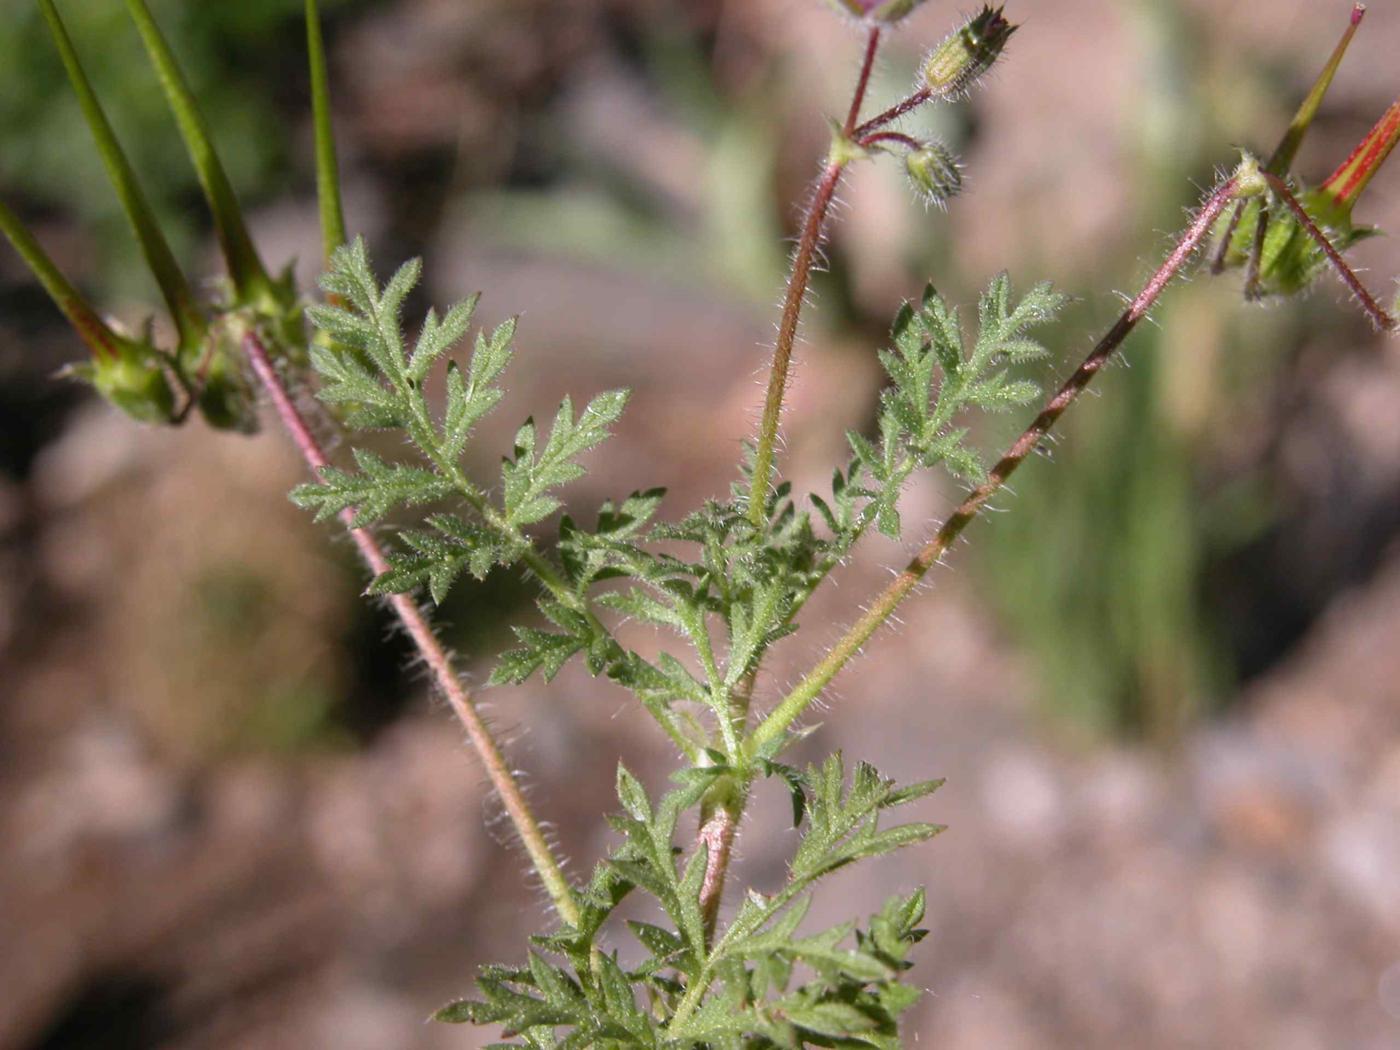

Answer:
[823,0,931,27]
[923,5,1017,99]
[905,141,963,208]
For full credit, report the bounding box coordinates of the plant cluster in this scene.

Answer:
[3,1,1398,1046]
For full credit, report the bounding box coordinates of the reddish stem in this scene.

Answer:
[242,330,581,927]
[1261,172,1397,331]
[853,87,933,140]
[749,178,1244,754]
[845,27,882,134]
[860,130,922,151]
[746,158,849,522]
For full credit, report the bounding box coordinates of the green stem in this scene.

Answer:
[305,0,347,261]
[747,176,1244,758]
[40,0,206,357]
[0,198,123,361]
[124,0,271,302]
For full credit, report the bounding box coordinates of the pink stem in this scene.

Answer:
[242,330,582,926]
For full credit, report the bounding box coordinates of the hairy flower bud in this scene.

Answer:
[823,0,931,26]
[923,5,1016,99]
[905,140,963,208]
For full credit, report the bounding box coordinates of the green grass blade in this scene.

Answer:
[39,0,206,354]
[306,0,347,261]
[0,196,123,360]
[123,0,270,300]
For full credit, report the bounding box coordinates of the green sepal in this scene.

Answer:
[69,348,176,425]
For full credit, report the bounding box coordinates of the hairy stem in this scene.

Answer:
[697,783,743,942]
[853,87,933,140]
[1261,172,1398,331]
[748,177,1243,756]
[746,27,883,525]
[860,130,922,151]
[846,27,882,134]
[243,330,581,927]
[745,163,844,524]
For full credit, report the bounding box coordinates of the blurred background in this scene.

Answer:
[2,0,1399,1046]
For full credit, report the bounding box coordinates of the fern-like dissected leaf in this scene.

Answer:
[502,391,631,528]
[299,238,633,609]
[437,756,936,1048]
[848,274,1065,538]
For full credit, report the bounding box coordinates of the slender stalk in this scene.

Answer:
[1242,202,1270,301]
[748,177,1243,756]
[853,87,932,140]
[846,27,881,135]
[746,161,845,524]
[860,130,922,151]
[1209,201,1246,274]
[242,330,581,928]
[746,27,884,525]
[1261,172,1398,331]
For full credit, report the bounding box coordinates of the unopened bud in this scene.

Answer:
[923,5,1016,99]
[824,0,930,26]
[905,141,963,208]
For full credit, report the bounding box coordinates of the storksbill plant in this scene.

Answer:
[3,1,1397,1045]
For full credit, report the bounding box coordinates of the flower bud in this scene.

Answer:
[905,140,963,208]
[824,0,931,26]
[923,6,1017,100]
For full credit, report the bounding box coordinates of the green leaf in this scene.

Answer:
[502,390,630,528]
[616,764,651,823]
[491,627,585,685]
[290,448,454,528]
